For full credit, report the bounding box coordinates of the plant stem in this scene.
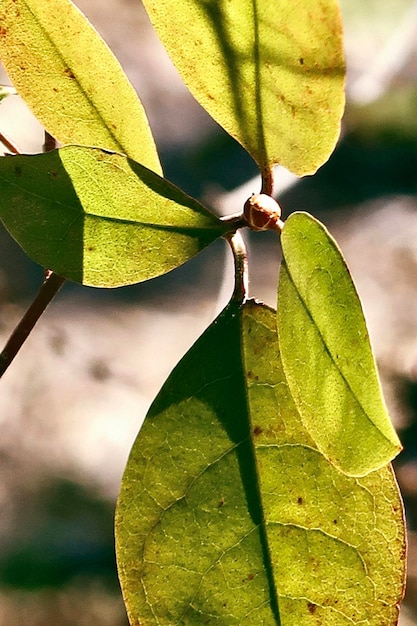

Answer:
[226,230,248,304]
[221,213,247,230]
[0,130,20,154]
[0,271,65,378]
[0,129,66,378]
[261,166,274,196]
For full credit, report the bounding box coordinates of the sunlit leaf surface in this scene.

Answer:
[0,146,226,286]
[142,0,345,176]
[116,299,405,625]
[0,0,161,172]
[278,212,402,476]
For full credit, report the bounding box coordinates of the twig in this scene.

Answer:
[0,129,65,378]
[260,166,274,196]
[0,272,65,378]
[0,130,20,154]
[220,213,246,230]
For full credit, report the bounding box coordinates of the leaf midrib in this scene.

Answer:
[19,0,132,156]
[282,261,393,448]
[0,172,223,231]
[240,305,281,625]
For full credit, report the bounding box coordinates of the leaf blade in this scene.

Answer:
[116,299,406,625]
[278,212,402,476]
[0,146,226,286]
[242,301,405,625]
[116,301,280,624]
[142,0,345,175]
[0,0,161,172]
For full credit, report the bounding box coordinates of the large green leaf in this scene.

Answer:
[0,146,226,287]
[116,299,405,625]
[142,0,345,176]
[0,0,161,173]
[278,212,402,476]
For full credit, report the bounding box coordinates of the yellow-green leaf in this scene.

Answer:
[0,0,161,173]
[142,0,345,176]
[278,212,402,476]
[0,146,226,287]
[116,299,406,625]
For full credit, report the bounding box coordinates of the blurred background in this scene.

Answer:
[0,0,417,623]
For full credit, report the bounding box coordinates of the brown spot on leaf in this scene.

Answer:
[299,57,304,65]
[253,425,263,436]
[307,602,317,614]
[0,27,7,37]
[49,170,58,179]
[64,67,75,79]
[297,497,303,505]
[248,573,254,580]
[333,519,338,524]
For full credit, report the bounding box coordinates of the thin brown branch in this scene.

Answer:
[0,129,66,378]
[260,166,274,196]
[0,272,65,378]
[0,130,20,155]
[220,213,246,230]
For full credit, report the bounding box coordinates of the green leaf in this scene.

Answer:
[142,0,345,176]
[0,0,161,173]
[116,299,406,625]
[278,212,402,476]
[0,84,16,102]
[0,146,226,287]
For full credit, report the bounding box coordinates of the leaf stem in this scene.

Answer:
[226,230,248,304]
[0,272,65,378]
[261,166,274,196]
[0,131,20,155]
[221,213,247,230]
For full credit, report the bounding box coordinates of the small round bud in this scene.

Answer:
[243,194,282,231]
